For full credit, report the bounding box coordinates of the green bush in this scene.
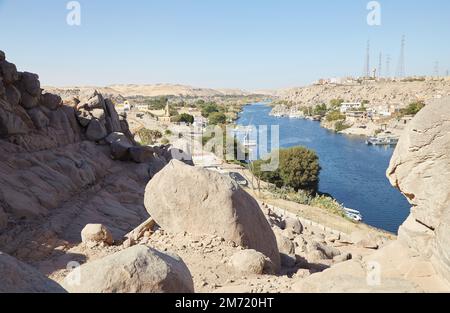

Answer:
[137,129,162,145]
[314,103,328,116]
[173,113,194,124]
[330,99,344,109]
[400,101,425,116]
[201,103,220,118]
[335,121,351,132]
[145,97,168,110]
[252,146,321,193]
[161,138,170,145]
[269,188,345,217]
[310,195,346,217]
[208,112,227,125]
[326,110,345,122]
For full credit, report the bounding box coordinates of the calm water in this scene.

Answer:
[237,103,410,233]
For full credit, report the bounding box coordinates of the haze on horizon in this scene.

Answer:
[1,0,449,90]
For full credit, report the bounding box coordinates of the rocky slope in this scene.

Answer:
[277,79,450,109]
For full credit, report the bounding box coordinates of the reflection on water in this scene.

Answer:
[237,103,410,233]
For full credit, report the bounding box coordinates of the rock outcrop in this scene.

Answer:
[0,251,66,293]
[62,245,194,293]
[0,51,168,264]
[388,97,450,284]
[144,160,281,270]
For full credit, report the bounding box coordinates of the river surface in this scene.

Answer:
[236,103,410,233]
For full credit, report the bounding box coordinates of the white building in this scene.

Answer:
[340,102,362,113]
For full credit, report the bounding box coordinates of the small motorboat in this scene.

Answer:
[343,207,363,222]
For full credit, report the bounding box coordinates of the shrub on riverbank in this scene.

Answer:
[268,187,346,218]
[400,101,425,116]
[326,110,346,122]
[252,146,321,194]
[335,121,352,132]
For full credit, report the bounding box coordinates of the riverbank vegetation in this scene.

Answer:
[251,146,321,194]
[249,146,353,218]
[268,187,348,218]
[399,101,425,117]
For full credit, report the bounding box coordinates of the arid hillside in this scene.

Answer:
[278,79,450,108]
[44,84,253,100]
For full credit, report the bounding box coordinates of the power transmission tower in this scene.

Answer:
[434,61,440,78]
[378,52,383,78]
[364,40,370,78]
[386,54,391,78]
[396,35,406,78]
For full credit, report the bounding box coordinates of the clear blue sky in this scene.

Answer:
[1,0,449,90]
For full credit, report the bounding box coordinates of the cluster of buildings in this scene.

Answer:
[313,77,361,86]
[339,102,412,124]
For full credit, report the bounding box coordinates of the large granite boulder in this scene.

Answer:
[0,77,5,98]
[387,97,450,283]
[0,207,7,231]
[41,93,63,111]
[0,252,67,293]
[0,60,19,84]
[5,85,21,107]
[81,224,114,247]
[144,160,280,270]
[18,72,41,97]
[229,249,273,275]
[62,245,194,293]
[0,98,29,136]
[85,118,107,141]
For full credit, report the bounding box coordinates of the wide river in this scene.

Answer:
[236,103,410,233]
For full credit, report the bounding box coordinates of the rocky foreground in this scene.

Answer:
[1,50,450,293]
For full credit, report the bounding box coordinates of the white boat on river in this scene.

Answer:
[343,207,363,222]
